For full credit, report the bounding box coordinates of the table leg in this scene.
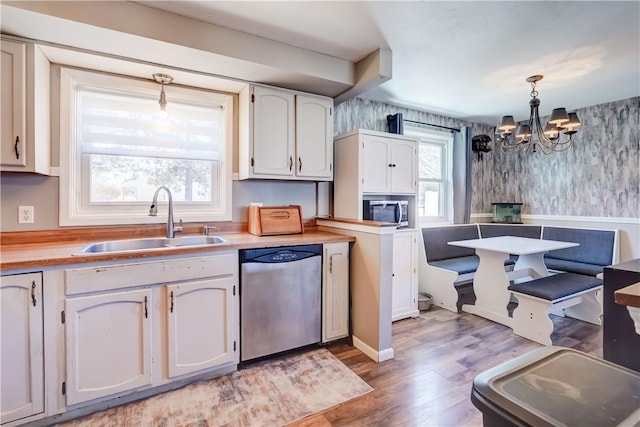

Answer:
[462,249,513,327]
[515,253,549,278]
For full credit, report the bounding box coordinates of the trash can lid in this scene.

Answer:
[472,346,640,427]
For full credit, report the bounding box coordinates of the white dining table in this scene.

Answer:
[448,236,579,327]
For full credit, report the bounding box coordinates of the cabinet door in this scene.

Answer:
[1,40,26,167]
[295,95,333,179]
[322,242,349,342]
[166,277,235,378]
[1,273,44,424]
[65,289,153,405]
[390,140,417,194]
[251,86,295,177]
[392,230,418,321]
[362,135,392,193]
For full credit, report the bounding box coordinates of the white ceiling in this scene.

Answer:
[137,0,640,125]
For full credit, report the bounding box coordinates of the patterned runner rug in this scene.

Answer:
[59,348,372,426]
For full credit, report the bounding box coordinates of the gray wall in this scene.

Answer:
[0,174,318,231]
[335,96,640,218]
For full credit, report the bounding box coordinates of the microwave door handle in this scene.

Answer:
[395,203,401,225]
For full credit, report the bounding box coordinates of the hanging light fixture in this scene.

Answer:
[152,73,174,118]
[496,75,581,154]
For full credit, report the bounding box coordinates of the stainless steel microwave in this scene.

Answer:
[363,200,409,227]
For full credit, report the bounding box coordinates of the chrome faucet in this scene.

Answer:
[149,186,183,238]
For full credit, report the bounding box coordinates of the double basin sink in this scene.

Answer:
[78,235,228,255]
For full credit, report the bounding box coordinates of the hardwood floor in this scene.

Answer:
[291,307,602,427]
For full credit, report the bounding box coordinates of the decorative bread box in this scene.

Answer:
[248,205,304,236]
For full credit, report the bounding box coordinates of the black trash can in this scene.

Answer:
[471,346,640,427]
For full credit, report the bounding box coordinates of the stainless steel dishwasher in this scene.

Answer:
[240,244,322,362]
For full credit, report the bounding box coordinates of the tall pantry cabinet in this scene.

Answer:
[333,129,420,321]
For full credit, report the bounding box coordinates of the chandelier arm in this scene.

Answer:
[500,136,527,154]
[532,106,554,146]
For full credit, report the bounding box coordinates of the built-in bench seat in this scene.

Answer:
[478,224,542,240]
[419,225,515,312]
[542,226,618,278]
[430,256,482,275]
[418,222,618,314]
[509,273,603,345]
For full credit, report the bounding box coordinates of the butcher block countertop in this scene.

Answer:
[615,283,640,309]
[0,221,357,271]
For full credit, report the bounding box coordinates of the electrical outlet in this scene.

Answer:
[18,206,34,224]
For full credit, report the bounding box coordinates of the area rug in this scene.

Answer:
[59,348,372,427]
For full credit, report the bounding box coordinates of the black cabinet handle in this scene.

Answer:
[144,296,148,319]
[31,281,37,307]
[298,157,302,172]
[14,136,20,159]
[289,156,293,172]
[170,291,174,313]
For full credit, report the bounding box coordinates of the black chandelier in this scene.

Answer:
[496,75,581,154]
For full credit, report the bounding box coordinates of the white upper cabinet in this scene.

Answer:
[295,94,333,179]
[361,135,392,193]
[362,134,416,194]
[388,140,417,194]
[250,86,295,177]
[1,41,26,168]
[239,84,333,181]
[0,39,50,175]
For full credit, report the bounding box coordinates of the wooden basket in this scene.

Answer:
[248,205,304,236]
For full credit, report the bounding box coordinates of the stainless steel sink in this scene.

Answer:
[77,235,228,255]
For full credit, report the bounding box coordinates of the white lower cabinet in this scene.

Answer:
[0,272,44,424]
[65,288,153,405]
[322,242,349,342]
[392,229,419,321]
[63,253,238,407]
[166,277,235,378]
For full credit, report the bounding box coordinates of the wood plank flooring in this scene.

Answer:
[290,307,602,427]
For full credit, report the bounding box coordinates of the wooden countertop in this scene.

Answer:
[0,228,355,271]
[615,282,640,309]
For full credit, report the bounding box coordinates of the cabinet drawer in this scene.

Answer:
[65,253,237,295]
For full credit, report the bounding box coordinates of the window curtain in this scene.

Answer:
[452,126,472,224]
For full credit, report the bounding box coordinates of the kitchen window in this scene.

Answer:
[404,125,453,223]
[59,68,233,226]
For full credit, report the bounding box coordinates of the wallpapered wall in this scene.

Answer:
[486,97,639,218]
[334,96,639,218]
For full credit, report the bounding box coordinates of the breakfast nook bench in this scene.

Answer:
[419,223,618,314]
[508,272,603,345]
[419,225,517,312]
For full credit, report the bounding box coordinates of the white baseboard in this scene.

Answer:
[352,335,394,362]
[378,347,395,362]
